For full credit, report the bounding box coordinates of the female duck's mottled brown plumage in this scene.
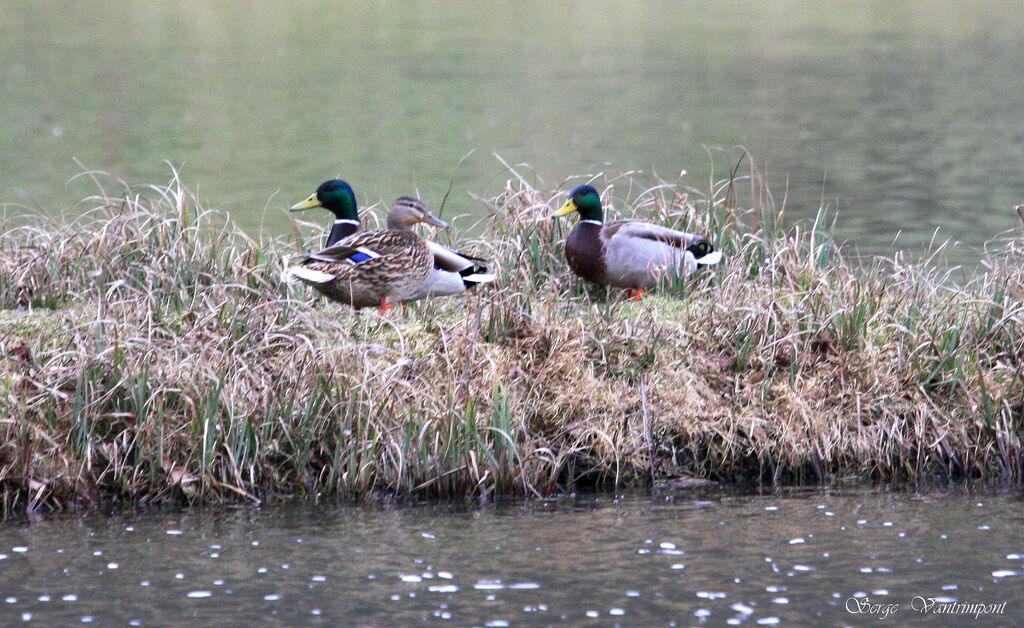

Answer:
[284,229,433,310]
[386,197,496,302]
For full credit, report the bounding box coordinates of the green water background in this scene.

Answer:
[2,1,1023,263]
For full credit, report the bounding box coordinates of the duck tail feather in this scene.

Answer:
[460,263,497,287]
[281,269,303,285]
[283,265,335,285]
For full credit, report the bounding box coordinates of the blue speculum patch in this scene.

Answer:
[347,251,373,263]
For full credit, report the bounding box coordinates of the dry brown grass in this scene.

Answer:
[1,166,1022,515]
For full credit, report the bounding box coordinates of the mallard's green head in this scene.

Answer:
[553,185,603,222]
[290,179,358,220]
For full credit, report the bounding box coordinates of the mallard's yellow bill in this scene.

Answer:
[553,199,577,217]
[290,194,321,211]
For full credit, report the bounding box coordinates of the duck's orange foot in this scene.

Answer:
[625,288,644,302]
[378,298,394,314]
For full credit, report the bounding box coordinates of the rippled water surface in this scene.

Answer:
[2,1,1023,263]
[1,489,1022,625]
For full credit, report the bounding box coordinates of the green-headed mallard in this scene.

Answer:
[290,179,362,246]
[553,184,722,300]
[282,227,433,313]
[386,197,496,302]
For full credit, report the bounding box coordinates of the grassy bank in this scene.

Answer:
[2,169,1022,515]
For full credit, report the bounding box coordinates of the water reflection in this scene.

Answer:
[0,489,1021,625]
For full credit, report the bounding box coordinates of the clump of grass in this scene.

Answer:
[1,164,1022,515]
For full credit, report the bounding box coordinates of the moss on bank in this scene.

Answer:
[1,171,1022,515]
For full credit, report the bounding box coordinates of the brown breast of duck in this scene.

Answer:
[565,222,607,285]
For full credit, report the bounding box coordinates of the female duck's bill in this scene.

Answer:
[387,196,449,230]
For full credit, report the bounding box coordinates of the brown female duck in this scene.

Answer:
[282,226,433,313]
[385,197,495,302]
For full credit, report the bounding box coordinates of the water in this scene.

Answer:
[2,1,1023,264]
[0,489,1021,625]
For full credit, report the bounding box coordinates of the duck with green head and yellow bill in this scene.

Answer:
[553,184,723,300]
[290,179,362,247]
